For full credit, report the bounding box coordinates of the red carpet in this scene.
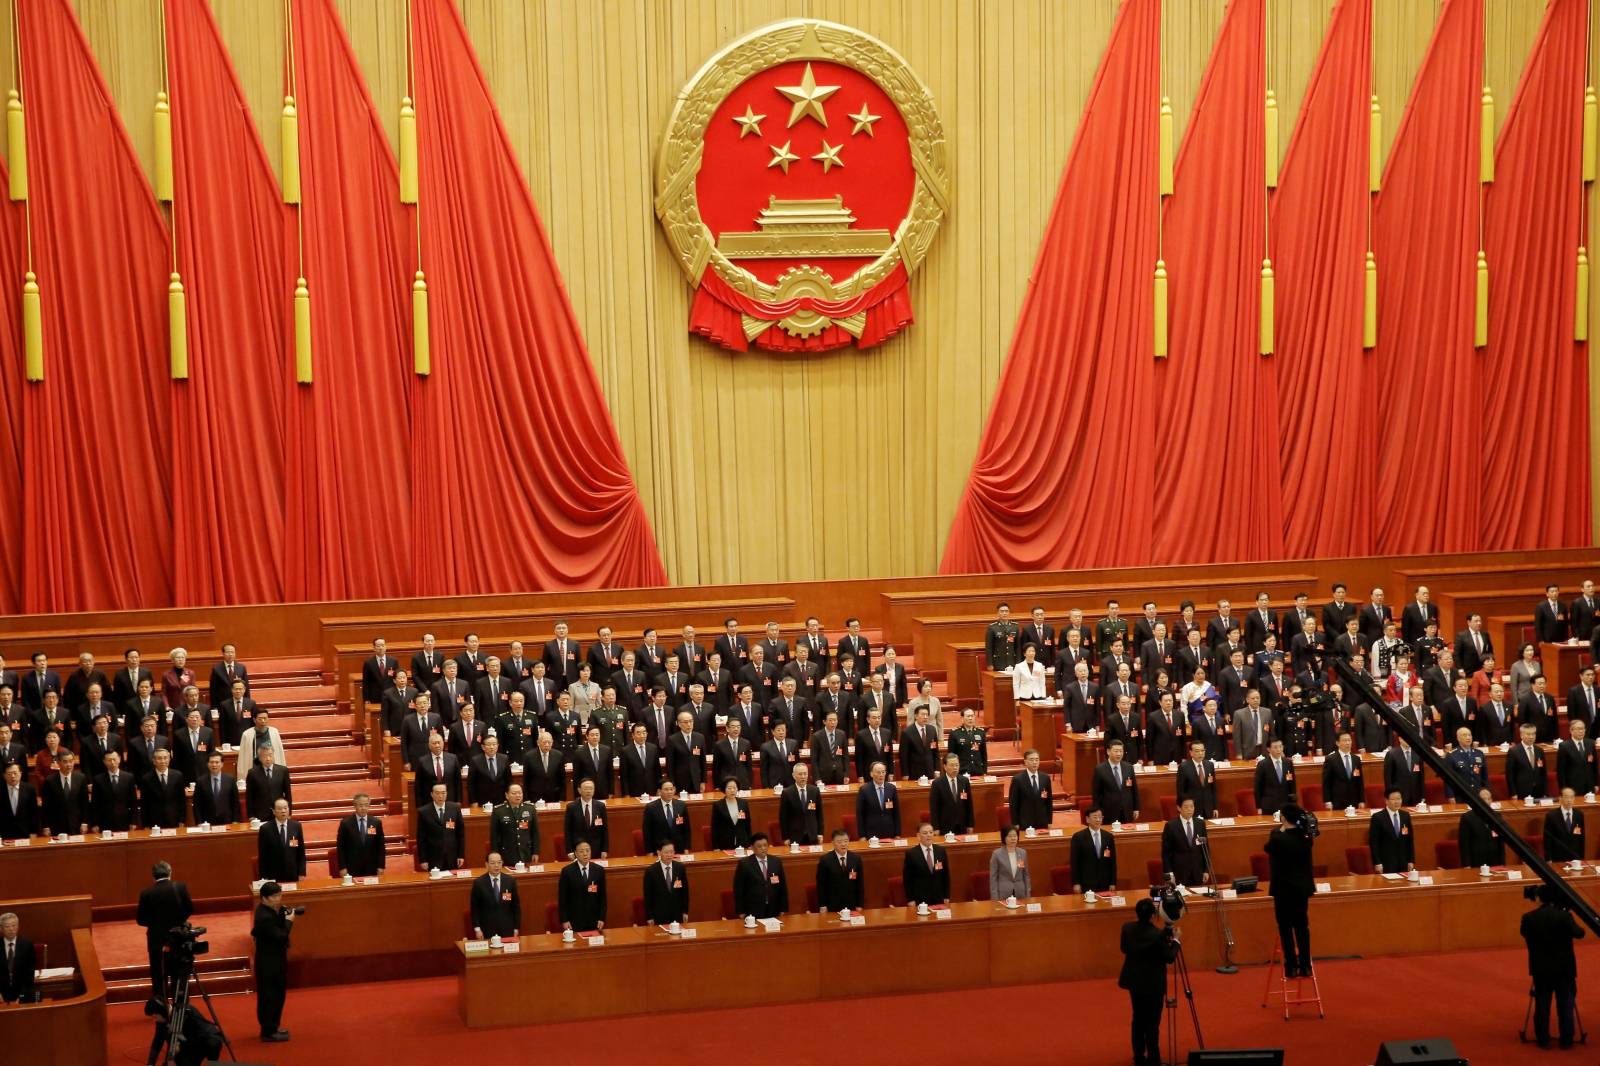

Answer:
[103,943,1590,1064]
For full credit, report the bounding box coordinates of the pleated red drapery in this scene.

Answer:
[282,0,415,602]
[1481,0,1591,549]
[18,0,174,612]
[165,0,288,606]
[1372,0,1484,556]
[407,0,664,591]
[1272,0,1376,557]
[940,0,1160,573]
[1152,0,1281,563]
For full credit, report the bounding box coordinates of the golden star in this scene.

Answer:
[848,102,881,137]
[732,105,765,139]
[767,140,800,174]
[812,140,844,173]
[775,62,840,128]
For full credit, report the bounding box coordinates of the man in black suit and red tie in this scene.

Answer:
[1535,585,1572,645]
[642,840,689,926]
[360,639,398,705]
[335,792,386,877]
[815,829,864,913]
[902,823,950,906]
[417,784,466,871]
[470,853,520,940]
[208,644,250,711]
[733,834,787,919]
[1454,613,1494,675]
[929,754,974,835]
[543,622,583,691]
[411,633,445,691]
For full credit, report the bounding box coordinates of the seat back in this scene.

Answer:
[969,870,990,901]
[884,875,906,907]
[544,901,562,934]
[1145,858,1164,885]
[632,828,646,857]
[805,883,818,913]
[1234,791,1258,817]
[995,805,1012,834]
[1488,773,1507,800]
[720,888,737,919]
[1345,845,1373,875]
[1363,782,1386,810]
[1250,851,1270,883]
[1074,794,1093,818]
[843,814,858,840]
[1423,779,1446,805]
[554,833,567,861]
[1159,796,1178,820]
[1300,784,1323,810]
[701,824,713,851]
[326,853,340,878]
[1049,864,1073,895]
[1434,839,1461,869]
[631,896,646,926]
[767,819,784,845]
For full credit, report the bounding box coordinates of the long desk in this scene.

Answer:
[0,926,107,1063]
[0,824,257,913]
[456,867,1600,1028]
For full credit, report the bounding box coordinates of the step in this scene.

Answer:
[275,714,356,737]
[103,956,255,1004]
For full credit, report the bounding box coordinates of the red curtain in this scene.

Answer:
[1481,0,1591,548]
[0,161,23,614]
[165,0,287,606]
[1152,0,1282,563]
[1372,0,1484,555]
[1272,0,1376,557]
[940,0,1160,573]
[18,0,174,612]
[282,0,415,602]
[407,0,664,591]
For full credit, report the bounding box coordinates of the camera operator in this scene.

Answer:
[1119,896,1178,1066]
[1265,803,1316,977]
[252,882,298,1043]
[135,861,193,1000]
[1521,885,1586,1048]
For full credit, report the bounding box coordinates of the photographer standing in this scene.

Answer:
[1265,804,1316,977]
[252,882,295,1043]
[1119,897,1178,1066]
[1521,886,1586,1048]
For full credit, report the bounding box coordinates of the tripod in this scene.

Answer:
[1519,982,1588,1045]
[1164,932,1205,1066]
[148,963,236,1065]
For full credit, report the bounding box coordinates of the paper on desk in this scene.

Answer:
[36,967,74,979]
[1315,883,1332,894]
[1379,873,1403,881]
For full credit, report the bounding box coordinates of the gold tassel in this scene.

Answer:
[1264,90,1279,188]
[1259,259,1274,356]
[399,96,418,204]
[22,271,40,380]
[1585,87,1597,183]
[7,90,25,201]
[1363,251,1378,349]
[153,91,173,202]
[1577,247,1590,342]
[412,270,430,374]
[1474,250,1489,347]
[1479,87,1494,183]
[1153,259,1168,358]
[1158,97,1174,196]
[1368,95,1382,193]
[281,95,300,204]
[294,276,312,383]
[168,272,188,379]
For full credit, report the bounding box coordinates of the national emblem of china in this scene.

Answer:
[655,20,948,353]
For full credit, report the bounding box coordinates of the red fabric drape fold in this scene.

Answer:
[1372,0,1484,555]
[282,0,415,602]
[940,0,1160,573]
[18,0,174,612]
[1272,0,1376,557]
[1481,0,1591,549]
[0,160,24,614]
[407,0,664,592]
[689,266,911,353]
[165,0,287,606]
[1152,0,1282,563]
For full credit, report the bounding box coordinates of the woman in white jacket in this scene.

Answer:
[1013,643,1047,700]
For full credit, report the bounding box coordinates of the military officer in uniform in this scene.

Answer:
[947,707,989,776]
[495,693,540,761]
[593,688,631,752]
[488,783,539,866]
[985,603,1020,672]
[1443,730,1489,801]
[1096,600,1130,658]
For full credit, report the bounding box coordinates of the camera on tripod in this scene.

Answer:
[1149,877,1187,924]
[1287,806,1321,839]
[167,922,209,964]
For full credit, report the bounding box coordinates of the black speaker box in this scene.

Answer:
[1374,1037,1466,1064]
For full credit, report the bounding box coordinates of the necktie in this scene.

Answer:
[1186,820,1193,844]
[1567,813,1573,830]
[924,846,933,870]
[585,802,592,824]
[212,776,220,795]
[1030,772,1037,792]
[1112,763,1121,785]
[1343,754,1351,776]
[435,757,443,779]
[877,785,884,806]
[492,876,499,896]
[280,821,287,842]
[1092,830,1100,852]
[1393,812,1400,835]
[759,858,767,880]
[580,864,588,880]
[1275,760,1282,781]
[359,817,366,836]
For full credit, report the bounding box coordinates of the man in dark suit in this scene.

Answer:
[1054,634,1095,701]
[334,793,386,877]
[714,619,750,673]
[1265,806,1317,978]
[929,754,974,835]
[1104,695,1143,763]
[897,705,939,781]
[1399,587,1439,644]
[1535,585,1572,644]
[1190,702,1227,763]
[815,674,857,739]
[77,715,122,780]
[642,840,689,925]
[111,650,153,709]
[1558,719,1598,796]
[618,722,660,797]
[19,651,60,714]
[135,861,193,997]
[257,798,307,882]
[1161,797,1208,886]
[251,883,293,1042]
[1368,789,1415,874]
[457,633,488,684]
[62,653,109,718]
[1574,580,1600,643]
[736,646,778,709]
[489,784,539,867]
[41,750,89,836]
[797,618,830,677]
[522,731,566,805]
[361,639,398,705]
[470,853,520,939]
[733,834,787,918]
[1321,732,1364,810]
[1175,742,1218,817]
[1321,584,1356,641]
[665,711,707,795]
[1382,736,1425,806]
[1022,606,1057,667]
[570,727,613,800]
[783,643,823,702]
[903,823,951,905]
[1454,614,1494,676]
[192,752,239,826]
[657,654,691,709]
[1567,666,1599,733]
[563,778,608,858]
[673,626,707,679]
[1008,750,1052,831]
[1137,625,1178,688]
[398,696,445,770]
[1242,592,1279,654]
[1091,741,1141,823]
[472,658,516,732]
[1071,807,1118,893]
[760,720,801,790]
[1458,787,1505,867]
[446,704,487,764]
[1477,684,1516,746]
[139,749,187,829]
[641,780,691,854]
[836,618,872,675]
[417,783,466,871]
[208,645,250,710]
[0,912,37,1003]
[432,661,473,727]
[586,627,624,681]
[1061,662,1101,734]
[410,633,445,692]
[1522,884,1587,1048]
[72,682,118,746]
[93,750,139,831]
[0,763,36,839]
[1544,788,1587,864]
[711,715,753,791]
[1253,738,1297,816]
[245,747,292,823]
[557,840,607,932]
[815,829,865,913]
[1507,723,1549,800]
[0,722,23,770]
[766,678,809,741]
[1520,676,1559,745]
[855,708,893,781]
[121,679,165,741]
[169,708,214,782]
[856,762,901,840]
[1145,693,1185,766]
[413,735,461,807]
[125,715,171,782]
[810,709,850,786]
[1358,589,1390,644]
[778,763,823,844]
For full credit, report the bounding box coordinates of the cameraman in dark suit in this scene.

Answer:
[1265,803,1317,978]
[1119,897,1178,1066]
[1521,885,1586,1048]
[251,882,296,1042]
